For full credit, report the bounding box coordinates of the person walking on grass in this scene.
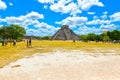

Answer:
[29,38,32,47]
[27,39,29,47]
[13,39,16,46]
[5,39,8,46]
[27,38,32,48]
[1,39,5,46]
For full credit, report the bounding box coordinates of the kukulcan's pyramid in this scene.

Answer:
[50,25,80,40]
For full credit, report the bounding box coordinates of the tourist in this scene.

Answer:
[29,38,32,47]
[1,39,5,46]
[27,39,29,47]
[5,39,8,46]
[13,39,16,46]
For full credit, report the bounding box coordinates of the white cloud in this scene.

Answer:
[87,12,120,26]
[100,24,116,30]
[9,2,13,6]
[0,24,3,28]
[26,29,39,36]
[77,0,104,10]
[0,11,58,36]
[43,5,48,9]
[100,11,108,20]
[50,0,81,16]
[110,12,120,22]
[87,19,111,25]
[26,22,58,36]
[103,11,108,15]
[55,12,118,35]
[76,23,116,35]
[56,16,88,28]
[25,11,44,19]
[38,0,54,4]
[77,25,101,34]
[0,11,44,27]
[87,12,95,15]
[0,0,7,10]
[38,23,58,36]
[87,13,111,25]
[38,0,104,16]
[101,14,107,20]
[79,13,117,35]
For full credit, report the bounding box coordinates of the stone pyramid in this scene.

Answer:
[50,25,80,40]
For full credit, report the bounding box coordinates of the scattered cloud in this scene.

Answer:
[9,2,13,6]
[86,12,120,27]
[0,24,3,28]
[56,12,118,35]
[87,13,111,25]
[100,24,116,30]
[103,11,108,15]
[25,11,44,19]
[38,0,104,16]
[0,11,58,36]
[0,11,44,28]
[0,0,7,10]
[76,23,116,35]
[0,0,119,36]
[77,0,104,10]
[33,22,58,36]
[110,12,120,22]
[50,1,81,16]
[26,25,58,36]
[38,0,54,4]
[87,12,95,15]
[87,19,111,25]
[77,25,101,34]
[56,16,88,28]
[43,5,48,9]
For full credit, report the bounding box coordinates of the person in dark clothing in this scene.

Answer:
[13,39,16,46]
[29,39,32,47]
[27,39,29,47]
[5,39,8,46]
[1,39,5,46]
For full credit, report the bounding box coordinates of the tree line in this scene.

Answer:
[80,30,120,42]
[1,24,120,43]
[27,30,120,42]
[0,24,26,41]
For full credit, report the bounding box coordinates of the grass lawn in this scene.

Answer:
[0,40,120,68]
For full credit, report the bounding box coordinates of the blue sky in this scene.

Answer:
[0,0,120,36]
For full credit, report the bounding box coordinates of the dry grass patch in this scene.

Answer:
[0,40,120,68]
[0,41,52,68]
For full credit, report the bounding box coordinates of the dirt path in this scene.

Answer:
[0,50,120,80]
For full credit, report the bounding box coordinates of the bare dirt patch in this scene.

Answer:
[0,50,120,80]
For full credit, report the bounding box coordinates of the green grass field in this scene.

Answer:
[0,40,120,68]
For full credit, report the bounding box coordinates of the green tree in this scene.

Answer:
[107,31,113,40]
[107,30,120,41]
[87,33,96,41]
[95,35,102,41]
[80,35,88,41]
[0,26,8,39]
[100,31,110,41]
[9,24,26,39]
[103,36,110,41]
[41,36,50,40]
[0,24,26,40]
[113,30,120,40]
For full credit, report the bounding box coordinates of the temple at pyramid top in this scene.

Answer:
[61,25,69,29]
[50,25,80,40]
